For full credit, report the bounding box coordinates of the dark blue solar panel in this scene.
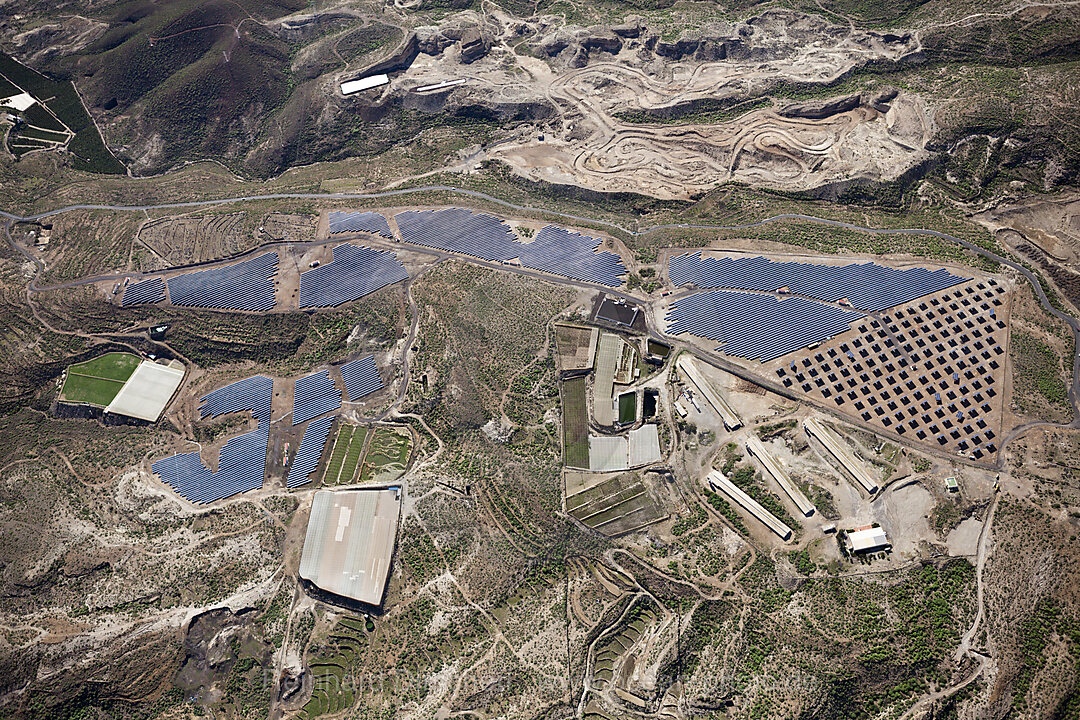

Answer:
[669,253,968,312]
[395,208,518,261]
[121,277,165,306]
[299,244,409,308]
[340,355,383,401]
[293,370,342,425]
[394,209,626,287]
[167,252,278,311]
[287,415,336,488]
[519,226,626,287]
[152,421,269,503]
[200,375,274,421]
[328,211,393,238]
[666,290,864,362]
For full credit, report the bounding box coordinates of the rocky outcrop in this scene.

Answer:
[459,27,489,63]
[778,93,862,120]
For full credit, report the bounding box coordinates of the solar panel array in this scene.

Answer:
[199,375,274,421]
[167,252,279,311]
[328,211,394,238]
[287,415,336,488]
[395,209,627,286]
[121,277,166,306]
[340,355,383,401]
[395,208,518,260]
[520,225,626,287]
[666,291,864,362]
[293,370,342,425]
[152,421,269,503]
[298,244,409,308]
[777,280,1008,459]
[669,253,969,312]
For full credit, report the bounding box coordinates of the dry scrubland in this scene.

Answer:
[1,0,1080,717]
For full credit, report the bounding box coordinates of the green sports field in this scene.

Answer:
[59,352,142,406]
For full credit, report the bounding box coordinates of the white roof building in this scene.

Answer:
[846,527,890,554]
[340,74,389,95]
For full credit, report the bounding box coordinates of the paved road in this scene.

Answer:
[3,183,1079,454]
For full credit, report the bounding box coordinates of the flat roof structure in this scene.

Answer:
[628,424,661,467]
[341,74,389,95]
[593,333,623,426]
[846,527,890,554]
[707,470,792,541]
[677,356,742,430]
[804,417,879,494]
[105,360,185,422]
[589,435,628,472]
[596,298,639,327]
[745,436,815,517]
[299,489,401,606]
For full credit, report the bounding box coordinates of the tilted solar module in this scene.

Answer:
[327,211,394,238]
[669,253,968,312]
[287,415,337,488]
[518,225,626,287]
[298,244,409,308]
[340,355,383,401]
[394,208,518,261]
[166,252,278,311]
[394,209,627,287]
[666,290,864,362]
[293,370,342,425]
[152,421,269,503]
[121,277,166,306]
[199,375,274,421]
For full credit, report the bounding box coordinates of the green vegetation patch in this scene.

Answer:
[59,352,141,406]
[0,52,124,174]
[59,375,126,407]
[67,352,141,382]
[1011,330,1070,412]
[561,376,589,468]
[617,391,637,424]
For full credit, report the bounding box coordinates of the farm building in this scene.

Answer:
[299,489,401,606]
[846,527,891,554]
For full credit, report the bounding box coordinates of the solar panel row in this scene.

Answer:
[666,291,864,362]
[121,277,166,306]
[293,370,342,425]
[199,375,274,421]
[394,209,626,286]
[340,355,383,401]
[522,225,626,287]
[327,211,394,238]
[395,208,518,260]
[669,253,969,312]
[298,244,409,308]
[287,415,337,488]
[167,252,279,311]
[152,421,269,503]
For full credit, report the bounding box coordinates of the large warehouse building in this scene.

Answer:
[299,489,401,607]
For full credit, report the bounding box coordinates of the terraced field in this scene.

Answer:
[300,616,370,720]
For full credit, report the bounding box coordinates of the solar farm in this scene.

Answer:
[298,244,408,309]
[771,279,1010,459]
[393,209,627,286]
[167,252,279,311]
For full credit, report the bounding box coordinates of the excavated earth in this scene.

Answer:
[373,9,931,199]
